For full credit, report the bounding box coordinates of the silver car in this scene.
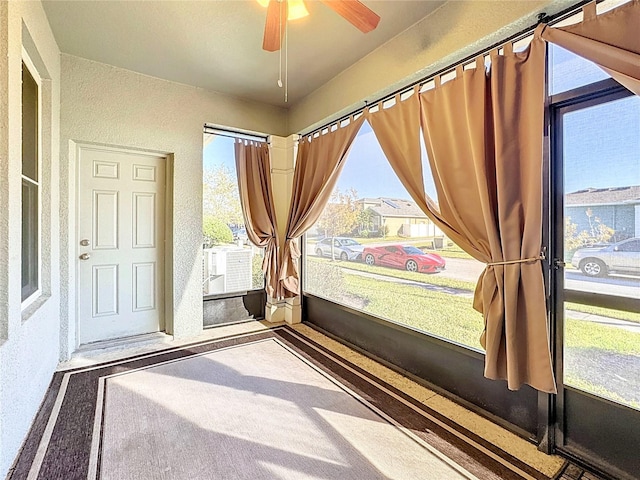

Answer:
[571,237,640,277]
[314,237,364,261]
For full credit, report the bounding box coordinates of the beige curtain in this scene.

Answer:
[368,33,556,393]
[366,89,473,253]
[234,140,281,299]
[541,0,640,95]
[280,116,365,297]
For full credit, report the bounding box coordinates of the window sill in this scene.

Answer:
[203,289,265,301]
[21,294,51,323]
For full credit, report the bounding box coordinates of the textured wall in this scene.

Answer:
[0,1,61,477]
[59,55,288,357]
[288,0,577,134]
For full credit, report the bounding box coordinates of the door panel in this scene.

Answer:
[132,262,156,312]
[78,146,165,345]
[93,191,119,249]
[552,86,640,479]
[133,193,156,248]
[92,264,118,317]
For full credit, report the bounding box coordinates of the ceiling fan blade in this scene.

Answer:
[263,0,286,51]
[320,0,380,33]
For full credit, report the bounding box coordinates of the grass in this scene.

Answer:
[421,245,474,259]
[356,235,409,244]
[565,302,640,324]
[330,269,640,357]
[564,317,640,356]
[341,273,485,350]
[307,256,476,291]
[306,259,640,409]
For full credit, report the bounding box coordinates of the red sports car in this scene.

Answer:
[362,244,445,273]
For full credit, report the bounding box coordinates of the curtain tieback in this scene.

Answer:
[486,255,544,267]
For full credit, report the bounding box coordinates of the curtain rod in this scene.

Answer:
[203,125,269,143]
[299,0,597,138]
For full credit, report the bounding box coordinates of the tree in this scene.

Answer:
[564,209,615,259]
[203,164,244,227]
[203,216,233,246]
[357,208,375,235]
[585,208,614,242]
[315,188,361,259]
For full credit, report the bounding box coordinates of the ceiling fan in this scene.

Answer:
[258,0,381,52]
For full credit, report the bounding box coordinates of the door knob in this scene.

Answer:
[79,253,91,260]
[80,239,90,246]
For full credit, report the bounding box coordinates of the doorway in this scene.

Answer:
[550,80,640,479]
[77,145,167,345]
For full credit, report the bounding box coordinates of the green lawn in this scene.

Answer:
[421,245,474,259]
[307,256,476,291]
[305,259,640,407]
[341,272,485,350]
[564,317,640,356]
[356,235,412,244]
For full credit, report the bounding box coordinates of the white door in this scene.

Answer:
[78,146,165,344]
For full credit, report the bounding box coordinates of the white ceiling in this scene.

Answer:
[42,0,446,108]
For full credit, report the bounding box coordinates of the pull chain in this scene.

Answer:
[285,8,288,103]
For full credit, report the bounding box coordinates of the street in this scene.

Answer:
[437,257,485,284]
[306,237,640,299]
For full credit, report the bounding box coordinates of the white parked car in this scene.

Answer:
[314,237,364,261]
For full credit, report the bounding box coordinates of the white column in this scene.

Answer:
[267,134,301,324]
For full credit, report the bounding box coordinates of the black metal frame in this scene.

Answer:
[201,126,269,324]
[549,78,640,479]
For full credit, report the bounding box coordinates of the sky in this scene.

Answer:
[204,44,639,202]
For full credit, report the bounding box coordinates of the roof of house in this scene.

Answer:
[358,197,427,218]
[565,186,640,206]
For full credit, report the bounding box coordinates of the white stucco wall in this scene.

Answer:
[287,0,578,134]
[269,135,296,247]
[59,54,288,358]
[0,1,61,477]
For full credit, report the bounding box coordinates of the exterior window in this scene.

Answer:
[202,133,265,296]
[303,121,486,351]
[549,44,609,96]
[558,93,640,409]
[21,60,40,304]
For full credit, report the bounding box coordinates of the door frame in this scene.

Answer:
[548,80,640,479]
[71,142,174,350]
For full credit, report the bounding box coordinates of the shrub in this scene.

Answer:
[203,216,233,246]
[305,261,346,299]
[360,229,370,238]
[252,252,265,290]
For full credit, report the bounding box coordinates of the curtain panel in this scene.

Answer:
[234,140,281,299]
[280,116,365,298]
[421,34,555,393]
[541,0,640,96]
[368,33,556,393]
